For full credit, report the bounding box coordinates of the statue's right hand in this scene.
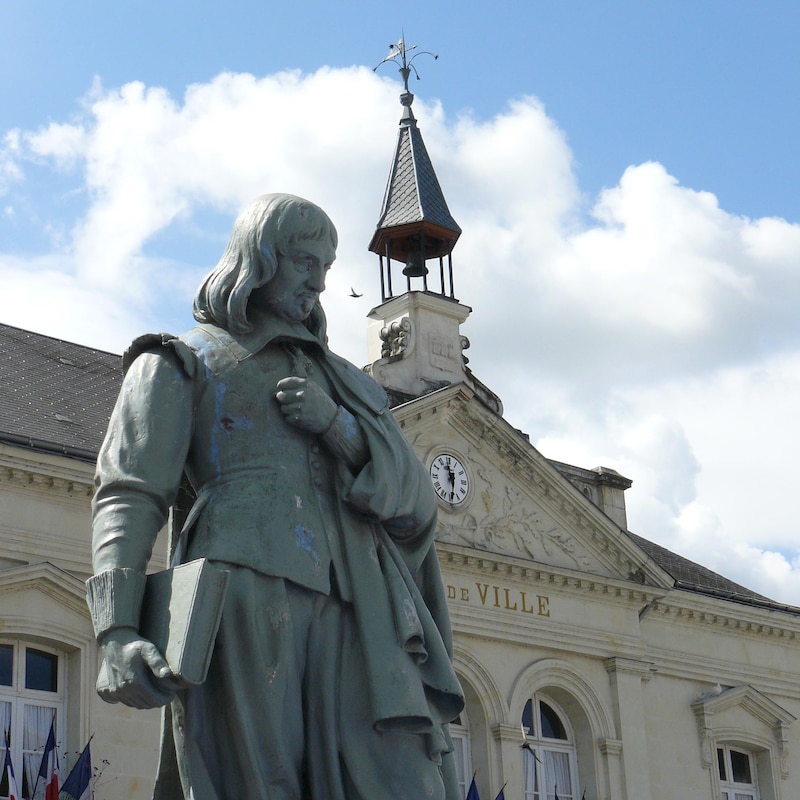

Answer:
[97,627,180,709]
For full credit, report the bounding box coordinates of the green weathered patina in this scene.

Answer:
[86,194,464,799]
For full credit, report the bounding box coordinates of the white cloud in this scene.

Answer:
[2,66,800,604]
[0,255,145,351]
[530,350,800,605]
[27,122,88,165]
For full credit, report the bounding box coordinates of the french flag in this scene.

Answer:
[37,720,59,800]
[61,739,92,800]
[3,736,19,800]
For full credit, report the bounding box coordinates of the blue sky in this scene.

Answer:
[2,1,800,602]
[3,1,797,220]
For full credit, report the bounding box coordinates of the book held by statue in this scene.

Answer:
[98,558,229,693]
[140,558,229,685]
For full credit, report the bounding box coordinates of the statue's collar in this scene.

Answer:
[200,313,323,361]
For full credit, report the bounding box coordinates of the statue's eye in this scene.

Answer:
[294,256,314,272]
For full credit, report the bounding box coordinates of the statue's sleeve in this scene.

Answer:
[340,400,437,565]
[91,349,194,576]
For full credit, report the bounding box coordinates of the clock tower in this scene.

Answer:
[366,38,501,414]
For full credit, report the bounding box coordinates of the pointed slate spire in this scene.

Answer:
[370,37,461,300]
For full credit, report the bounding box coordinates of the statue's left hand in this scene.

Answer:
[275,376,338,434]
[97,627,181,709]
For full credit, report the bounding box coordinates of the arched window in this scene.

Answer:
[449,712,472,798]
[0,639,64,800]
[522,695,578,800]
[717,745,759,800]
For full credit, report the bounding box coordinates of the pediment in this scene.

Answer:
[0,561,90,635]
[394,383,672,589]
[692,684,795,777]
[693,684,796,729]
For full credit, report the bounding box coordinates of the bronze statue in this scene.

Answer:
[86,194,464,799]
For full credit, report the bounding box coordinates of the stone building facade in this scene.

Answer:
[2,294,799,800]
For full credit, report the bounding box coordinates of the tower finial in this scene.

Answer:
[373,34,439,111]
[369,33,459,302]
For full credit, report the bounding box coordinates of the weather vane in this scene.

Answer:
[373,34,438,97]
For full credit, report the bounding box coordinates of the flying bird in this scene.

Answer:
[350,287,363,298]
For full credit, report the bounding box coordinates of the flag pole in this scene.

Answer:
[29,710,57,800]
[3,731,20,800]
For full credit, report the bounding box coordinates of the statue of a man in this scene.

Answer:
[86,194,464,800]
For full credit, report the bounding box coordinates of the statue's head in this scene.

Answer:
[193,193,338,337]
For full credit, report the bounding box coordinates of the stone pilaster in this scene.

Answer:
[605,657,654,800]
[492,722,525,799]
[598,737,624,800]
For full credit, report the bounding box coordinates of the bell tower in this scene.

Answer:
[366,37,478,403]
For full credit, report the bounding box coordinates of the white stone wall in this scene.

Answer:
[0,443,166,800]
[442,557,800,800]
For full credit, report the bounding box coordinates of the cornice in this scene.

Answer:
[393,380,474,423]
[450,603,647,663]
[440,544,652,659]
[643,644,800,701]
[0,524,93,578]
[641,590,800,640]
[0,460,94,503]
[437,542,666,609]
[604,656,655,679]
[369,291,471,324]
[0,442,95,475]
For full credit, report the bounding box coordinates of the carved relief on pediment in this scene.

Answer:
[435,454,596,573]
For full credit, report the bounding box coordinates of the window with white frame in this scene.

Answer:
[0,640,64,800]
[717,745,759,800]
[449,712,472,798]
[522,695,578,800]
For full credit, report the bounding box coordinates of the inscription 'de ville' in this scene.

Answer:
[447,582,551,618]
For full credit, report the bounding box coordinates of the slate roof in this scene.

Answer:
[374,113,461,234]
[0,323,122,461]
[625,530,777,605]
[0,322,782,609]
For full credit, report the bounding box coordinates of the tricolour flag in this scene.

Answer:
[36,718,59,800]
[3,735,19,800]
[466,775,481,800]
[494,788,505,800]
[60,740,92,800]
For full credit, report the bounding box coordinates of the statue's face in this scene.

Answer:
[251,239,336,322]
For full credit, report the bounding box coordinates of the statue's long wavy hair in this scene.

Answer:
[193,193,338,340]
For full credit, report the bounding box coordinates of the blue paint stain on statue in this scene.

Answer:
[219,415,253,431]
[293,524,320,565]
[210,381,227,479]
[87,193,464,800]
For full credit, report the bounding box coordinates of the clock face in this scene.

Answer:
[430,453,469,505]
